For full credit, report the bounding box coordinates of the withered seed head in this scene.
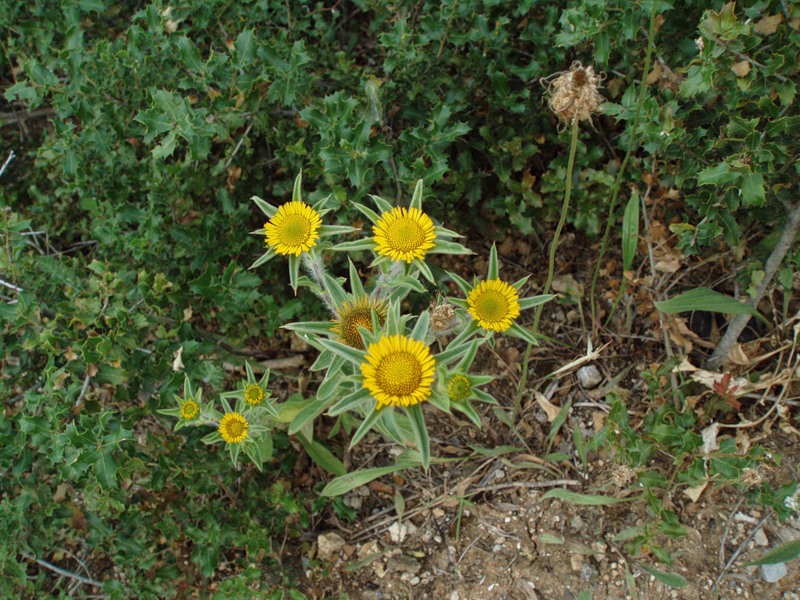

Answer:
[430,301,461,337]
[541,62,604,125]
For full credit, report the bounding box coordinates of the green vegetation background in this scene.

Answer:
[1,1,797,596]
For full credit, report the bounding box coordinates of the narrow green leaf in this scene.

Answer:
[234,29,256,68]
[349,405,382,448]
[410,179,424,210]
[406,404,430,471]
[321,457,420,496]
[318,339,365,365]
[488,243,499,280]
[518,294,556,310]
[297,433,346,476]
[743,540,800,566]
[654,287,768,325]
[328,387,372,416]
[622,190,640,272]
[332,239,376,252]
[541,489,634,505]
[291,171,303,202]
[288,398,330,435]
[638,564,688,588]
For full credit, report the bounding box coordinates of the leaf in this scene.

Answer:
[740,172,766,206]
[297,434,346,476]
[696,161,739,186]
[234,29,255,69]
[731,60,751,77]
[743,540,800,566]
[320,455,420,496]
[654,287,768,325]
[95,449,117,490]
[753,14,783,35]
[638,564,688,588]
[406,404,430,471]
[541,489,634,505]
[622,191,640,271]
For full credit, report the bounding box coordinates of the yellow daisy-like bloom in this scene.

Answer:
[467,279,521,332]
[373,207,436,263]
[361,335,435,409]
[180,399,200,420]
[244,384,265,406]
[218,412,249,444]
[447,374,472,402]
[331,296,388,350]
[264,201,322,256]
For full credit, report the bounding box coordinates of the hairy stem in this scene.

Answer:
[589,0,659,331]
[514,120,580,423]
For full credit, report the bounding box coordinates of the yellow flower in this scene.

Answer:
[361,335,435,409]
[180,399,200,420]
[467,279,521,332]
[264,201,322,256]
[218,412,249,444]
[244,384,265,406]
[446,374,472,402]
[331,296,388,350]
[373,207,436,263]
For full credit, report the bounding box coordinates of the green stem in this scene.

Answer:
[589,0,659,332]
[514,120,580,423]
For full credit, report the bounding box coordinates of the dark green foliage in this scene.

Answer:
[2,0,798,595]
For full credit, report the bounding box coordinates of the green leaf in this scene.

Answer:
[696,161,740,186]
[541,489,635,505]
[622,191,640,272]
[288,398,330,435]
[297,433,346,476]
[410,179,424,210]
[318,339,365,366]
[743,540,800,566]
[321,455,421,496]
[654,287,768,325]
[488,243,499,280]
[740,172,766,207]
[234,29,256,69]
[95,449,117,490]
[638,564,688,589]
[176,36,203,72]
[406,404,430,471]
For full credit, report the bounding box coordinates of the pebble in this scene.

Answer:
[386,555,422,575]
[577,365,602,389]
[761,562,787,582]
[753,528,768,546]
[580,562,599,581]
[317,532,346,560]
[571,515,585,531]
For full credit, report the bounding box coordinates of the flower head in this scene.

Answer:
[373,207,436,263]
[244,384,265,406]
[264,201,322,256]
[467,279,521,332]
[180,399,200,420]
[542,62,604,124]
[447,374,473,402]
[331,296,388,350]
[361,335,435,409]
[219,412,249,444]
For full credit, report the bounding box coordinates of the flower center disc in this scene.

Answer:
[225,420,246,438]
[386,218,426,252]
[377,352,422,396]
[279,214,312,246]
[341,311,373,349]
[475,290,509,322]
[244,384,264,405]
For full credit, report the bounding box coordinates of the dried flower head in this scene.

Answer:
[430,300,461,337]
[542,62,604,124]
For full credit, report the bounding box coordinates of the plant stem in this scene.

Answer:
[514,120,580,423]
[589,0,659,332]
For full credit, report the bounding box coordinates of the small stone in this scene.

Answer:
[580,562,599,581]
[449,593,460,600]
[571,554,584,572]
[388,521,418,544]
[753,529,768,546]
[357,540,380,560]
[343,493,362,510]
[317,532,346,560]
[577,365,602,389]
[410,576,421,586]
[571,515,585,531]
[761,562,787,583]
[386,555,421,575]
